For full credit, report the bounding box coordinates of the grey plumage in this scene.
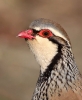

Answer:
[32,40,82,100]
[18,18,82,100]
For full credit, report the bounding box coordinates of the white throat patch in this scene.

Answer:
[27,36,58,73]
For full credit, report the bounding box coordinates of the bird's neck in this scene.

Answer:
[32,46,81,100]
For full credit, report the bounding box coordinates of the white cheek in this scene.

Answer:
[27,36,58,73]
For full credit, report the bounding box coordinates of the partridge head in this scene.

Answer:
[18,18,82,100]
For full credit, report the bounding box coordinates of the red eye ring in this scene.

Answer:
[38,29,53,38]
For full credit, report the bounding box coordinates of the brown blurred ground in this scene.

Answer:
[0,0,82,100]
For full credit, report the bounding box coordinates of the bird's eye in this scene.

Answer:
[38,29,53,38]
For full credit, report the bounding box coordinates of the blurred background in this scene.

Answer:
[0,0,82,100]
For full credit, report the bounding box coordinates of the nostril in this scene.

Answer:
[25,29,33,35]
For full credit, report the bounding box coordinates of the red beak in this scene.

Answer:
[17,29,35,39]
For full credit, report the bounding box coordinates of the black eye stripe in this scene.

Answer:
[32,29,40,34]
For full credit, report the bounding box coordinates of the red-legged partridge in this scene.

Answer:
[18,18,82,100]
